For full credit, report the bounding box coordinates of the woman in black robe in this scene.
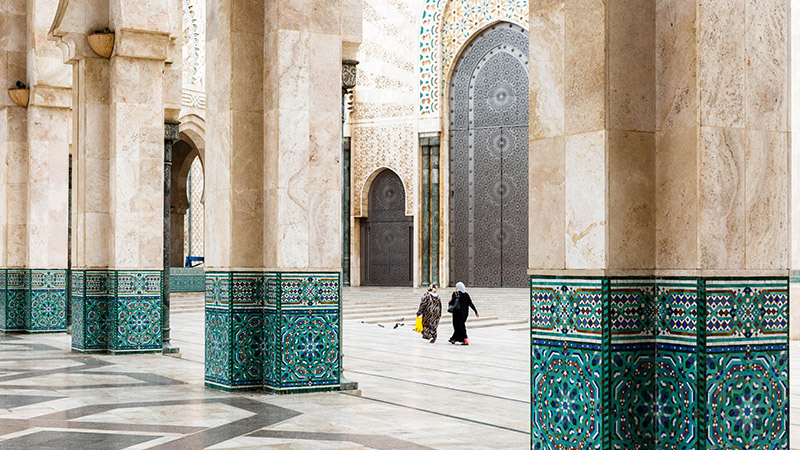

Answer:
[448,282,478,345]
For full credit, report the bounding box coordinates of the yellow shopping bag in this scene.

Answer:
[414,316,423,333]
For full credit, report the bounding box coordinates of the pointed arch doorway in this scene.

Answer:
[448,23,529,288]
[361,170,413,286]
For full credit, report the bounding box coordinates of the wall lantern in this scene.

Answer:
[342,60,359,91]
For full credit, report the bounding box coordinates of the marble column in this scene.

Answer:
[0,0,28,328]
[262,0,344,394]
[792,0,800,340]
[204,0,267,390]
[24,0,72,333]
[204,0,347,394]
[1,0,71,333]
[653,0,790,447]
[528,0,789,448]
[51,0,172,353]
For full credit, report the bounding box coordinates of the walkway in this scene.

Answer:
[0,287,794,448]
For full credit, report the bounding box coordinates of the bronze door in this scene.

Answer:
[361,170,413,286]
[449,23,529,288]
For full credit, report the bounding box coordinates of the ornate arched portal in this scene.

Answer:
[361,170,413,286]
[448,23,529,288]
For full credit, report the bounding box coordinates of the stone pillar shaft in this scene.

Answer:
[51,0,172,353]
[529,0,788,448]
[205,0,348,393]
[421,141,430,286]
[0,0,71,333]
[162,121,179,353]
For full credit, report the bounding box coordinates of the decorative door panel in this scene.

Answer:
[449,23,529,288]
[362,170,412,286]
[472,127,503,287]
[448,130,470,285]
[500,125,529,287]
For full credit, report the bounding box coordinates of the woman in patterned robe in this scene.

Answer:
[416,284,442,343]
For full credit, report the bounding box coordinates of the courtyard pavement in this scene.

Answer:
[0,287,794,448]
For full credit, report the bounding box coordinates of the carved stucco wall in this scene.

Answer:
[352,125,417,217]
[181,0,206,113]
[352,0,529,218]
[182,0,204,89]
[420,0,529,117]
[351,0,421,217]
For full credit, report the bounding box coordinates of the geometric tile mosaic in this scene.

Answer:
[530,275,789,450]
[170,267,205,292]
[26,269,67,333]
[71,270,162,354]
[205,271,341,394]
[0,268,67,333]
[419,0,529,117]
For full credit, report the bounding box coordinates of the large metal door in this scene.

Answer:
[361,170,412,286]
[449,23,529,288]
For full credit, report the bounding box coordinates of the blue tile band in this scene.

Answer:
[530,276,788,450]
[205,271,341,393]
[71,270,162,354]
[0,269,67,333]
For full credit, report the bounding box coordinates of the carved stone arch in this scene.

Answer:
[418,0,530,117]
[360,168,413,286]
[358,167,409,219]
[176,113,206,206]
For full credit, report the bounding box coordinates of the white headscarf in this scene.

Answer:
[456,282,466,293]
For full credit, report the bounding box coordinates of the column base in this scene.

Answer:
[205,271,342,393]
[0,269,67,333]
[162,341,181,354]
[71,270,163,354]
[530,274,789,450]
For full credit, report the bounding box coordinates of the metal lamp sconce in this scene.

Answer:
[88,28,115,58]
[8,81,29,108]
[342,60,359,92]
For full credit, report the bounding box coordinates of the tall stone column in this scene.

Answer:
[262,0,344,393]
[653,0,789,448]
[25,0,72,333]
[528,0,789,448]
[1,0,70,333]
[204,0,267,390]
[51,0,171,354]
[0,0,28,329]
[204,0,348,394]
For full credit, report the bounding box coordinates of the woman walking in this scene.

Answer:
[448,282,478,345]
[416,284,442,343]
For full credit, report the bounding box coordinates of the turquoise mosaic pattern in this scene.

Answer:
[205,272,233,387]
[0,269,67,333]
[205,271,341,394]
[530,276,788,450]
[108,271,162,353]
[170,267,205,292]
[655,279,698,449]
[0,269,5,330]
[26,270,67,332]
[230,272,265,387]
[263,272,280,389]
[71,270,162,354]
[704,279,788,450]
[609,279,655,450]
[530,277,607,449]
[2,270,28,332]
[204,272,266,390]
[270,273,340,392]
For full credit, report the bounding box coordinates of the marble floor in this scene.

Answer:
[0,287,795,449]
